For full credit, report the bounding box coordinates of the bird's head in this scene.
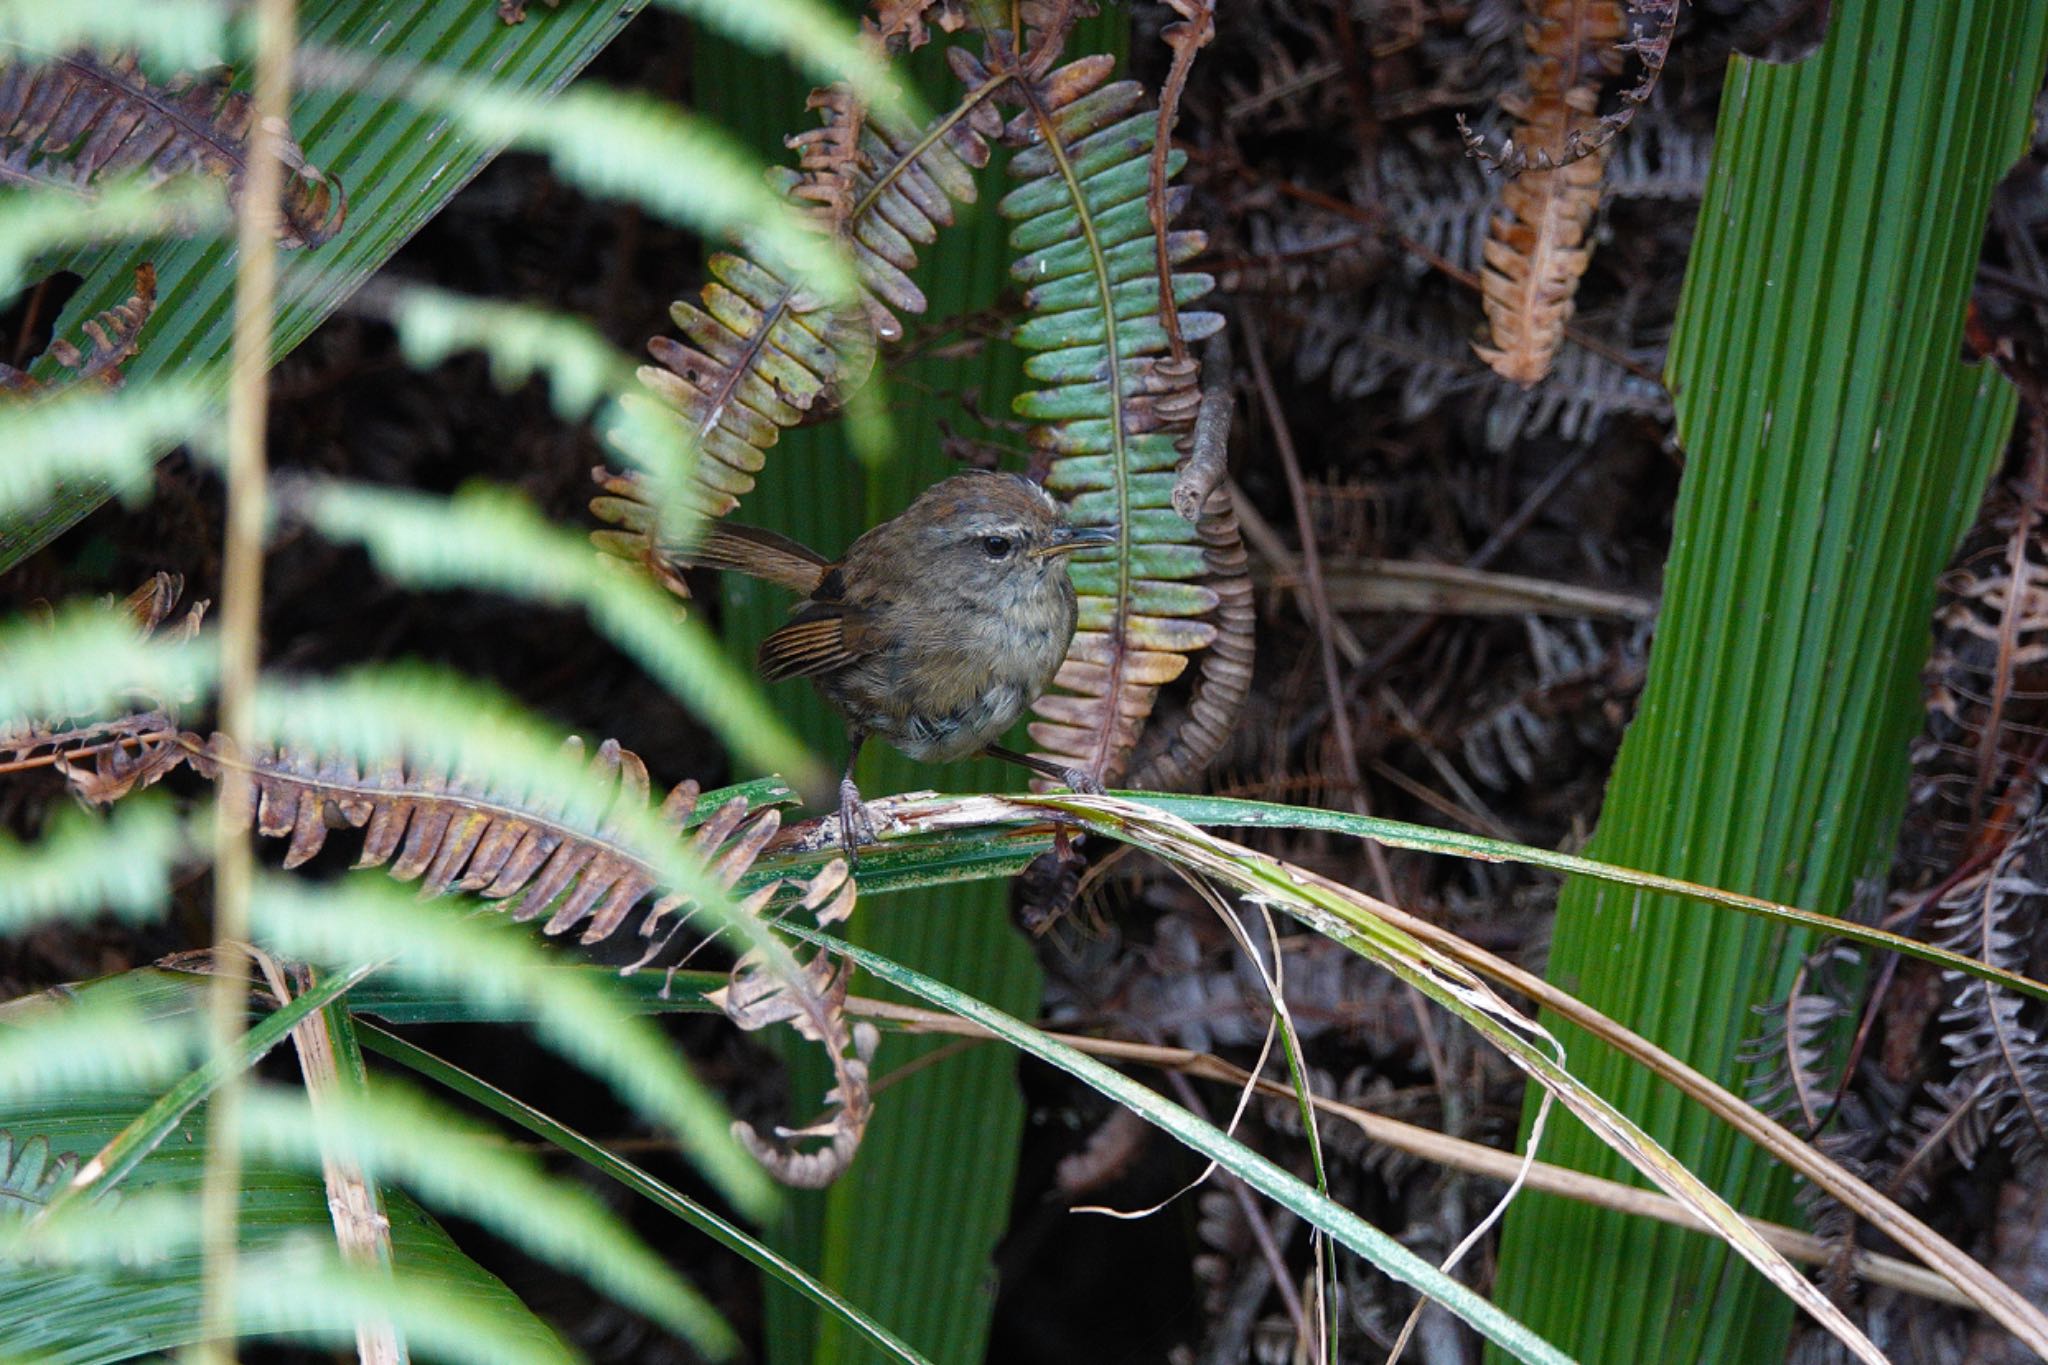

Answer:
[889,471,1116,600]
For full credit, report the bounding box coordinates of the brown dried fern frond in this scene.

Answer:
[191,733,777,954]
[0,571,207,803]
[714,855,875,1187]
[1471,0,1627,387]
[0,264,157,395]
[1135,358,1253,790]
[0,51,345,248]
[198,731,878,1184]
[589,65,1008,570]
[1457,0,1677,176]
[867,0,968,52]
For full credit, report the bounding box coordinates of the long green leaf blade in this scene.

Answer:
[812,931,1575,1365]
[360,1024,935,1365]
[1490,4,2048,1361]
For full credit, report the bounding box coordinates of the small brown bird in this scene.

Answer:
[684,470,1116,858]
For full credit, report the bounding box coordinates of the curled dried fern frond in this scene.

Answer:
[0,50,345,247]
[0,571,206,802]
[1471,0,1627,387]
[200,729,876,1183]
[0,264,157,395]
[716,856,876,1188]
[973,46,1225,785]
[194,733,786,956]
[1135,357,1251,789]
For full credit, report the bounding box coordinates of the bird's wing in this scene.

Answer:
[684,523,832,594]
[758,600,878,682]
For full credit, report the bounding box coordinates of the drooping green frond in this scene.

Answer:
[239,1082,735,1355]
[232,1247,583,1365]
[1,0,648,572]
[4,1171,575,1365]
[974,47,1224,783]
[643,0,899,117]
[0,0,231,74]
[346,61,855,303]
[385,285,646,422]
[0,802,186,934]
[0,978,201,1100]
[0,380,217,520]
[248,873,777,1221]
[286,480,816,785]
[0,601,211,733]
[0,178,220,299]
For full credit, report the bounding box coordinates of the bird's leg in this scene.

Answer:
[983,744,1098,863]
[836,731,875,865]
[983,744,1104,796]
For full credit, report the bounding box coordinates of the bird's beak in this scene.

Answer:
[1034,523,1119,559]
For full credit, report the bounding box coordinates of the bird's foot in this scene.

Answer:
[1059,765,1104,797]
[837,775,877,866]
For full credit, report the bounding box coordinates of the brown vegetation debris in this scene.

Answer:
[1471,0,1628,387]
[0,264,157,395]
[0,50,346,248]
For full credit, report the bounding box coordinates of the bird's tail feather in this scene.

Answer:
[676,522,832,594]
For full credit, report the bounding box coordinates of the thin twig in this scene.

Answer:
[1241,313,1393,900]
[1150,0,1215,364]
[1171,335,1236,522]
[195,1,296,1360]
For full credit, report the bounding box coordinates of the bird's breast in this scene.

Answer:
[822,580,1076,763]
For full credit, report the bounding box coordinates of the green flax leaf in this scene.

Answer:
[1489,3,2048,1361]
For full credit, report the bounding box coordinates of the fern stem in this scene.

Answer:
[195,1,297,1361]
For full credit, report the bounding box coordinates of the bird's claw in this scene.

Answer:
[837,777,876,867]
[1061,766,1104,797]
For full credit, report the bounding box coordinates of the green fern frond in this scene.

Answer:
[0,381,216,518]
[385,285,645,422]
[233,1246,582,1365]
[248,873,777,1221]
[0,0,231,71]
[239,1081,735,1354]
[0,979,201,1101]
[383,286,695,505]
[286,481,816,785]
[354,62,856,303]
[0,178,221,299]
[0,803,186,934]
[0,603,211,731]
[644,0,899,118]
[0,1130,74,1215]
[977,49,1224,783]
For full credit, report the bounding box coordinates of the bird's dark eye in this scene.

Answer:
[981,535,1013,559]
